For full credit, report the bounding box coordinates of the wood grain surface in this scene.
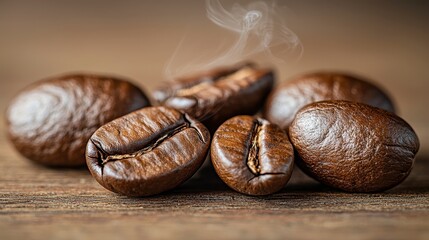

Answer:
[1,1,428,239]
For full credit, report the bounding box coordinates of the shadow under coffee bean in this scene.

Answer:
[86,106,210,197]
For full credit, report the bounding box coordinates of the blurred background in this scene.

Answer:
[1,0,428,154]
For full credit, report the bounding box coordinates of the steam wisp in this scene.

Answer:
[164,0,302,80]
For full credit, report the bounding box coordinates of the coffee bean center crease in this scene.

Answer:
[247,119,262,175]
[94,115,206,166]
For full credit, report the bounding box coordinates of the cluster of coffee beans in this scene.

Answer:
[6,64,419,196]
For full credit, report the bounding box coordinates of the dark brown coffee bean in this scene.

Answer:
[289,101,419,192]
[86,106,210,197]
[211,115,294,196]
[6,73,150,167]
[264,72,395,130]
[153,64,274,132]
[153,64,243,103]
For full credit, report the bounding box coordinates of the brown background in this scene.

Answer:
[1,1,429,239]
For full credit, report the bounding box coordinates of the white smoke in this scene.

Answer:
[163,0,302,80]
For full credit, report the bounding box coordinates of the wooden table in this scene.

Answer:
[1,1,428,239]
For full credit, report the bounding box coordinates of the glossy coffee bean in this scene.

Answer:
[289,101,419,192]
[154,64,274,132]
[211,116,294,196]
[6,73,150,167]
[264,72,395,130]
[86,106,210,197]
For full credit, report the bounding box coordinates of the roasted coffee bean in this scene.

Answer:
[86,106,210,197]
[211,115,294,196]
[264,72,395,130]
[153,64,244,103]
[6,73,150,167]
[289,101,419,192]
[154,64,274,132]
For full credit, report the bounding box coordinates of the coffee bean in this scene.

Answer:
[289,100,419,192]
[264,72,395,130]
[153,64,242,103]
[154,64,274,132]
[211,116,294,196]
[6,73,150,167]
[86,106,210,197]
